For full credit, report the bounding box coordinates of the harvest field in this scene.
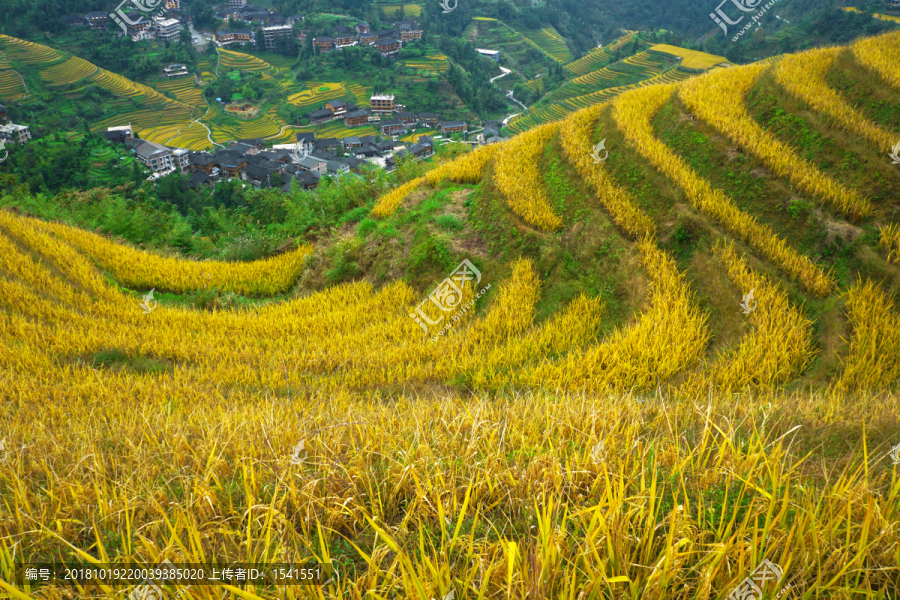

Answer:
[2,29,900,600]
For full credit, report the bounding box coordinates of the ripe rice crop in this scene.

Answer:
[678,64,872,220]
[775,46,895,151]
[559,103,656,240]
[648,44,728,71]
[0,69,25,100]
[680,242,815,396]
[493,122,564,230]
[39,56,97,85]
[838,278,900,390]
[425,143,502,186]
[615,83,834,296]
[879,223,900,264]
[0,34,63,64]
[14,213,314,295]
[852,30,900,91]
[371,176,427,217]
[521,239,709,392]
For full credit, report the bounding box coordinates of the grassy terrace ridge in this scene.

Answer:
[2,28,900,600]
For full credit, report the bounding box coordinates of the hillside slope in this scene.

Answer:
[1,30,900,600]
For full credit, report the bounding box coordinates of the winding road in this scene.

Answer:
[489,65,527,127]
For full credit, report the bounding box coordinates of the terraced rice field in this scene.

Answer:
[40,56,98,85]
[0,34,63,64]
[218,49,279,77]
[516,26,573,63]
[0,70,25,100]
[399,53,450,74]
[380,3,422,17]
[648,44,729,71]
[508,67,694,134]
[154,78,205,107]
[523,78,544,93]
[564,31,639,74]
[843,6,900,23]
[288,81,355,108]
[0,51,11,70]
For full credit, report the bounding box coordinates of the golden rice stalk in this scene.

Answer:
[522,239,709,392]
[838,278,900,391]
[775,46,895,151]
[11,212,314,296]
[493,122,564,231]
[425,143,502,186]
[679,64,872,220]
[370,175,427,218]
[558,104,656,241]
[680,241,815,396]
[878,223,900,264]
[613,83,835,297]
[851,30,900,91]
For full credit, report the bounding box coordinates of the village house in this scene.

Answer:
[216,30,253,45]
[375,37,401,57]
[400,29,423,42]
[344,109,369,127]
[342,136,362,150]
[296,155,327,174]
[354,145,378,158]
[397,111,416,125]
[189,171,209,190]
[238,138,265,152]
[295,132,315,153]
[309,108,334,124]
[188,152,216,174]
[333,31,357,47]
[134,141,175,173]
[0,122,31,146]
[214,149,248,177]
[172,148,190,173]
[355,21,370,33]
[370,94,395,113]
[163,64,190,78]
[375,140,395,154]
[155,17,182,42]
[312,36,334,52]
[379,119,404,135]
[440,120,467,134]
[416,112,440,127]
[85,12,108,28]
[359,31,377,45]
[262,24,293,50]
[325,99,349,117]
[314,138,341,151]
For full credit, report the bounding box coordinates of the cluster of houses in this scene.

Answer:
[76,9,185,42]
[214,7,305,50]
[0,104,32,148]
[308,94,469,138]
[103,123,440,192]
[312,20,422,57]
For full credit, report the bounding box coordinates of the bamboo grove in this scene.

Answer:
[1,29,900,600]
